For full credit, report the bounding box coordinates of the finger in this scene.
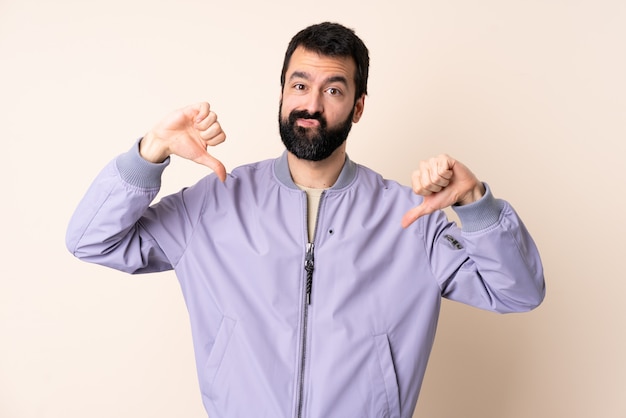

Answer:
[193,102,211,123]
[205,130,226,147]
[412,164,440,195]
[413,158,452,195]
[423,173,450,193]
[195,110,218,131]
[401,202,435,228]
[426,157,452,189]
[198,121,226,145]
[410,162,429,195]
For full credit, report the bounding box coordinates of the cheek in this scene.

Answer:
[329,107,353,127]
[280,99,296,120]
[281,91,308,111]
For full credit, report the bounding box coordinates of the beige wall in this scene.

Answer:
[1,0,624,417]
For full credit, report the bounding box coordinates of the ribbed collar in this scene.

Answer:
[273,151,358,191]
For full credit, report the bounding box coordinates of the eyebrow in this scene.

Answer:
[289,71,349,88]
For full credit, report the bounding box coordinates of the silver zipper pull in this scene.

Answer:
[305,243,315,305]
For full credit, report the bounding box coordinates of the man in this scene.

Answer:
[67,22,545,418]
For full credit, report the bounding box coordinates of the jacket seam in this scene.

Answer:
[170,177,212,269]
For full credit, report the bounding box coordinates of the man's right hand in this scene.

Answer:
[140,102,227,181]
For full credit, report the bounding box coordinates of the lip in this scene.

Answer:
[296,118,320,128]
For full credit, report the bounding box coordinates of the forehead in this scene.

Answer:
[286,47,357,86]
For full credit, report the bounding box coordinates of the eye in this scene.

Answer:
[293,83,306,91]
[326,87,342,96]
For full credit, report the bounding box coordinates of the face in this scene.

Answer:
[279,47,365,161]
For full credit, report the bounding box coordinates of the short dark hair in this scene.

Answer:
[280,22,370,101]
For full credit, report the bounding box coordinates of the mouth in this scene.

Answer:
[296,118,321,128]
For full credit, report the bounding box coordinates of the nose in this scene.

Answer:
[302,90,324,115]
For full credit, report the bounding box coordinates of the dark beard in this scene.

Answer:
[279,105,354,161]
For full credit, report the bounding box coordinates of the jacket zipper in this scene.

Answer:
[296,242,314,418]
[296,191,323,418]
[304,243,315,305]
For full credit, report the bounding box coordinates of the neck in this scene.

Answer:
[287,146,346,189]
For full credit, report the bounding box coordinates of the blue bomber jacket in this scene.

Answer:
[66,142,545,418]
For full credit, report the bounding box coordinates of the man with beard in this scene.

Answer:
[67,22,545,418]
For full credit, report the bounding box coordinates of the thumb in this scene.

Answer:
[194,151,227,182]
[401,202,436,228]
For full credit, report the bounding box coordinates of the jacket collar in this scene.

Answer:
[274,150,357,191]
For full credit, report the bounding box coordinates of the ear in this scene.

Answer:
[352,94,365,123]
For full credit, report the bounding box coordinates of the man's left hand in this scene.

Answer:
[401,154,486,228]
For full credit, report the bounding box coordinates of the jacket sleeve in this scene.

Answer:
[65,141,179,274]
[424,184,546,313]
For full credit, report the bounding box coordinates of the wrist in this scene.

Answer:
[139,131,170,163]
[456,182,486,206]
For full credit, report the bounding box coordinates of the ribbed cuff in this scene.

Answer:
[451,183,505,233]
[115,138,170,189]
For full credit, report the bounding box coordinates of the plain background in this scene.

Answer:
[1,0,624,417]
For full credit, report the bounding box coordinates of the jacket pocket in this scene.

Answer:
[373,333,401,418]
[205,315,237,394]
